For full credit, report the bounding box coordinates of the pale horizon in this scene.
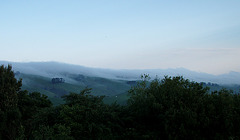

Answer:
[1,59,239,76]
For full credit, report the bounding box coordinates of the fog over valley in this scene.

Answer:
[1,61,240,85]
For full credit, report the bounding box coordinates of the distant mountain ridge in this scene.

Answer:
[1,61,240,85]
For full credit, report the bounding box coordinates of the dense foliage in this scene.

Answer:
[1,65,240,139]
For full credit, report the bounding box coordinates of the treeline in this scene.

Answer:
[1,65,240,139]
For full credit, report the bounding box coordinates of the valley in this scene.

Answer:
[7,61,239,106]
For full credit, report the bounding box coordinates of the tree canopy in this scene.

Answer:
[1,65,240,139]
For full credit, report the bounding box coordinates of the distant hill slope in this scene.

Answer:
[15,72,132,105]
[1,61,240,84]
[1,61,240,105]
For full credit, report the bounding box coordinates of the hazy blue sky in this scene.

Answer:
[0,0,240,74]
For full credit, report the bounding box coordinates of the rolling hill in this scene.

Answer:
[1,61,240,105]
[15,72,132,105]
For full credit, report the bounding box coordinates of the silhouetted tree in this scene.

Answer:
[0,65,22,140]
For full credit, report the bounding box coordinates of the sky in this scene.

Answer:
[0,0,240,75]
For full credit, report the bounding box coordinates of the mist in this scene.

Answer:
[1,61,240,85]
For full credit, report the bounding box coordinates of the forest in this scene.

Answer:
[1,65,240,140]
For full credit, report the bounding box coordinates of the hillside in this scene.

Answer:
[1,61,240,105]
[1,61,240,84]
[15,73,132,105]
